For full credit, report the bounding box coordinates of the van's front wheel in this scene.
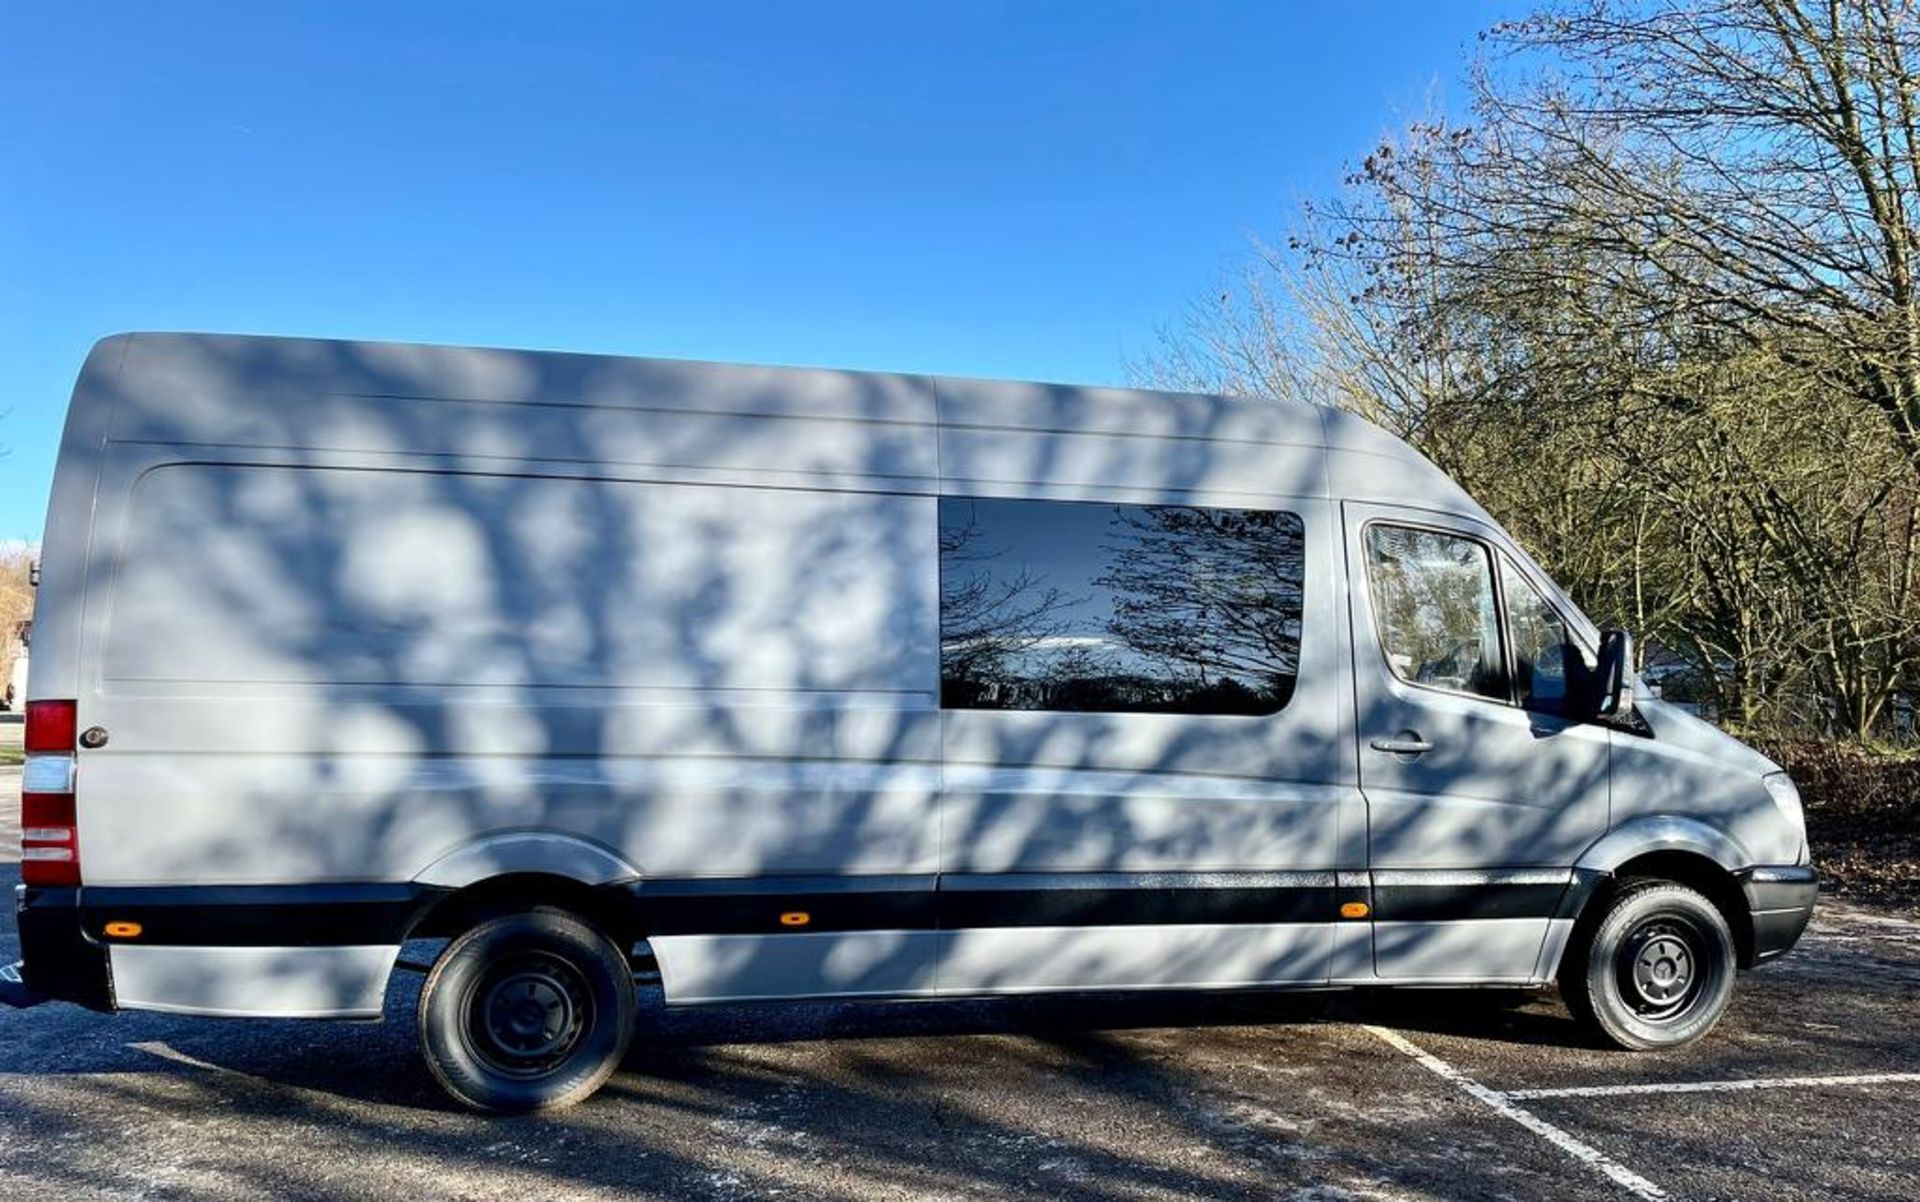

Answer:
[1560,881,1737,1051]
[419,909,635,1112]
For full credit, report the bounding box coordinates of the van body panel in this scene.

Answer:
[1369,918,1555,983]
[62,336,946,893]
[109,943,395,1018]
[934,922,1335,993]
[76,754,943,885]
[13,333,1817,1021]
[1351,704,1613,869]
[935,769,1355,874]
[1608,702,1803,866]
[25,335,129,705]
[651,931,940,1003]
[105,332,941,463]
[100,463,938,692]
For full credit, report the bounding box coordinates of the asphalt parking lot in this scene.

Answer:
[2,761,1916,1202]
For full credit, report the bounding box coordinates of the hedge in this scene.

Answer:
[1747,739,1920,909]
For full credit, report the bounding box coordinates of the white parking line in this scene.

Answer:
[1363,1026,1667,1201]
[130,1040,235,1074]
[1506,1072,1920,1100]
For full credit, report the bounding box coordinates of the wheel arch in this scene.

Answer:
[405,871,645,950]
[1569,818,1756,969]
[412,832,642,891]
[405,834,645,949]
[1574,814,1750,877]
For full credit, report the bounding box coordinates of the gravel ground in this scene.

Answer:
[2,765,1916,1201]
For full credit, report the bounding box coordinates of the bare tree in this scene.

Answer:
[0,545,34,709]
[1144,0,1920,739]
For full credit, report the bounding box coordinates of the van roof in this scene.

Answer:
[71,330,1465,510]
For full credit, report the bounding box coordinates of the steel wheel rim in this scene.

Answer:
[1617,915,1708,1022]
[464,951,592,1078]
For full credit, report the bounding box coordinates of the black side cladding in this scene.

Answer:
[75,884,445,948]
[14,886,113,1011]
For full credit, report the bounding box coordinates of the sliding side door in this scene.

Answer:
[935,494,1356,993]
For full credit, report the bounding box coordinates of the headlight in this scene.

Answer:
[1763,772,1806,844]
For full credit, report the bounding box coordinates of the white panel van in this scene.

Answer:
[4,333,1816,1111]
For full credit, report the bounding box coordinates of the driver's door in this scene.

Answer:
[1344,502,1610,981]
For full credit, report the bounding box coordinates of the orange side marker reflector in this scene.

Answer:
[103,921,144,938]
[779,911,811,927]
[1339,902,1370,920]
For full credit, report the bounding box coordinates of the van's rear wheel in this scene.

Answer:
[419,909,635,1112]
[1560,881,1736,1051]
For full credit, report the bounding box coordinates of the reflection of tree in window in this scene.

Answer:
[937,506,1077,708]
[937,498,1305,716]
[1095,507,1303,713]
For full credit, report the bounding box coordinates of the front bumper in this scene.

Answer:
[1738,865,1818,965]
[7,884,114,1010]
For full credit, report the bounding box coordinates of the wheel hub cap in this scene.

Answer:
[1632,934,1692,1002]
[482,971,576,1059]
[1619,920,1705,1019]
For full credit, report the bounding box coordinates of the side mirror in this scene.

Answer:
[1589,629,1634,720]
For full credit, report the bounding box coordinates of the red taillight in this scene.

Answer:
[20,785,80,887]
[25,699,77,752]
[21,789,76,828]
[22,699,80,886]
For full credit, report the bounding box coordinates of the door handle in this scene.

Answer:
[1370,734,1434,755]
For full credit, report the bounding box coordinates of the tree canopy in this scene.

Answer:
[1145,0,1920,739]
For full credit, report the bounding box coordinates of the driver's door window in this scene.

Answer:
[1363,525,1505,702]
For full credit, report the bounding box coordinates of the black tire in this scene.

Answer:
[1559,881,1737,1051]
[419,908,635,1112]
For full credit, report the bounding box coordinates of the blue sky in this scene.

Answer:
[0,0,1512,541]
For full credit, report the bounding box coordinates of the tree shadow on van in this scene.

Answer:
[42,333,1637,1099]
